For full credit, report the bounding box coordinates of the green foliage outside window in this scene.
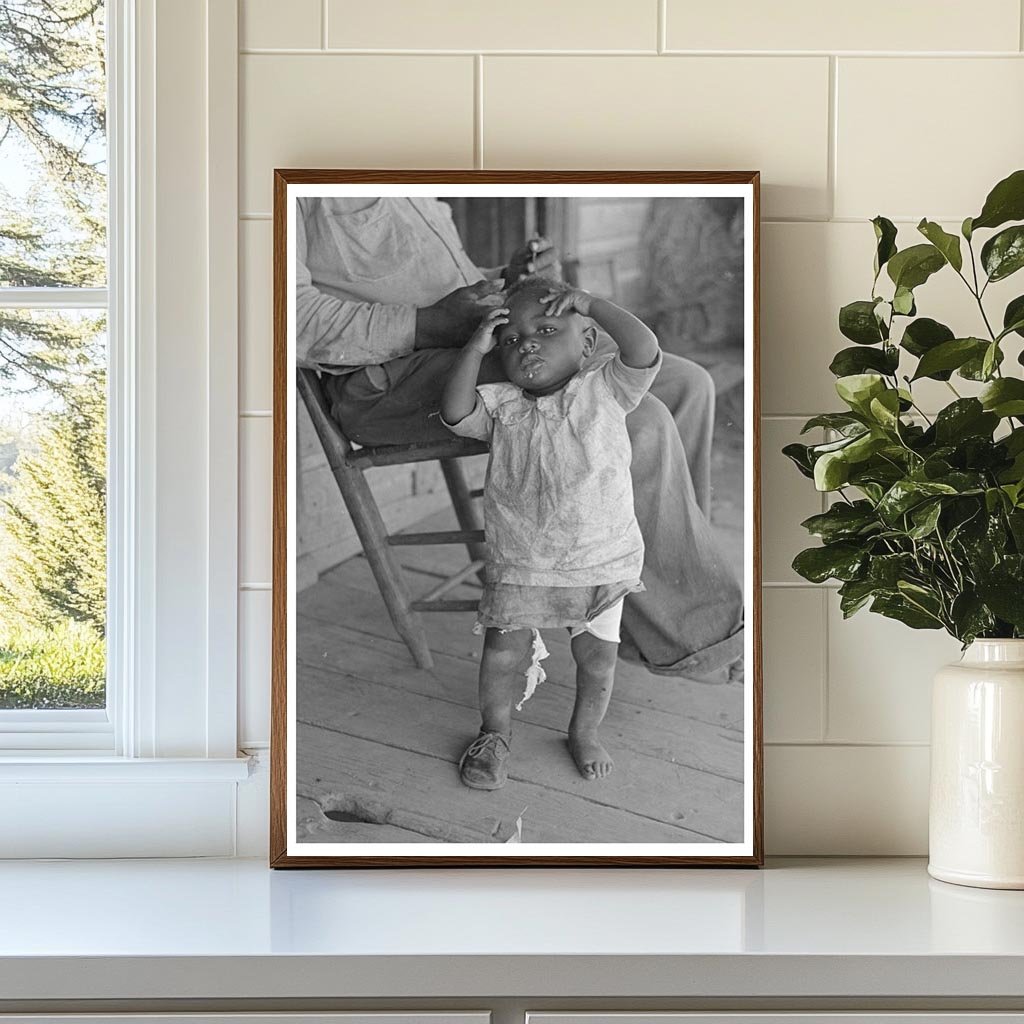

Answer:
[0,1,107,708]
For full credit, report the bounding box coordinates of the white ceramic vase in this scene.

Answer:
[929,639,1024,889]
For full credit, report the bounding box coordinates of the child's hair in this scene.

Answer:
[502,273,570,302]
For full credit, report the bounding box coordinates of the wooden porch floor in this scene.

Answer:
[295,509,745,846]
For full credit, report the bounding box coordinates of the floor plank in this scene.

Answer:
[298,624,743,781]
[300,573,744,731]
[297,668,743,840]
[297,723,714,845]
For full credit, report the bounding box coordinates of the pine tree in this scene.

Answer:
[0,371,105,632]
[0,1,107,654]
[0,0,106,393]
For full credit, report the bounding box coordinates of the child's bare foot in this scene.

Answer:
[568,728,614,780]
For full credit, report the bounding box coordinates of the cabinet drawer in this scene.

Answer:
[529,1017,1024,1024]
[0,1016,489,1024]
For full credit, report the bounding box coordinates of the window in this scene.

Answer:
[0,0,111,747]
[0,0,247,859]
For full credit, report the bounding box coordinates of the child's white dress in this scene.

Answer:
[446,352,662,636]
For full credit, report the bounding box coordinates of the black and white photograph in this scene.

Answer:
[272,173,761,866]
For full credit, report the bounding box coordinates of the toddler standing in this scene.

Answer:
[441,275,662,790]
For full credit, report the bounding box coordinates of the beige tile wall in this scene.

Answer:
[237,0,1024,853]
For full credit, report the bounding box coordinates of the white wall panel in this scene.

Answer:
[240,219,272,412]
[483,56,831,219]
[241,0,322,49]
[836,58,1024,220]
[763,588,825,743]
[240,55,474,214]
[766,745,930,854]
[329,0,656,51]
[240,416,273,587]
[666,0,1021,52]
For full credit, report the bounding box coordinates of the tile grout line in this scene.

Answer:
[237,214,969,225]
[819,425,832,742]
[827,55,838,220]
[474,54,484,169]
[1020,0,1024,51]
[657,0,666,53]
[820,587,830,743]
[766,741,931,748]
[321,0,328,50]
[238,47,1024,57]
[762,581,840,589]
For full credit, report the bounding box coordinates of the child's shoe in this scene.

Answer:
[458,731,510,790]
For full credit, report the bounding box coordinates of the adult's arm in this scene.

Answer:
[294,208,418,371]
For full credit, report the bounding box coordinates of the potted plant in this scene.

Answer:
[785,169,1024,889]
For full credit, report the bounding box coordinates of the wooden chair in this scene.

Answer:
[297,368,489,670]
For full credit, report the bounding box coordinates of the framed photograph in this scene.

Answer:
[271,170,762,867]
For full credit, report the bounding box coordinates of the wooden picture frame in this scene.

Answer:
[271,170,763,867]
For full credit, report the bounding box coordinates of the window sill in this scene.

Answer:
[0,755,257,858]
[0,754,252,782]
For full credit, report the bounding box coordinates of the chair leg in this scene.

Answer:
[440,458,487,582]
[330,460,434,670]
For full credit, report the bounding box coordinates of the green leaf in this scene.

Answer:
[959,344,1004,381]
[1002,295,1024,339]
[800,501,879,543]
[933,399,999,445]
[971,168,1024,232]
[976,579,1024,629]
[835,373,886,413]
[962,216,974,241]
[810,434,866,456]
[979,378,1024,418]
[871,594,943,630]
[829,345,899,378]
[908,500,942,540]
[982,341,1000,380]
[782,442,815,479]
[950,593,996,644]
[900,317,954,358]
[886,244,946,291]
[868,389,902,430]
[814,451,851,491]
[981,225,1024,282]
[868,553,915,587]
[839,300,886,345]
[892,286,916,316]
[792,542,866,584]
[933,470,987,494]
[838,579,881,618]
[911,338,988,381]
[872,216,898,277]
[877,479,958,524]
[917,219,963,272]
[847,432,889,462]
[800,413,866,435]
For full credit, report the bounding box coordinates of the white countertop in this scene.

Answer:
[1,857,1023,1001]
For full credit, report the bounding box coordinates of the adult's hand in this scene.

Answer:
[504,235,562,284]
[415,280,506,349]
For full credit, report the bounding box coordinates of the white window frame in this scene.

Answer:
[0,0,250,857]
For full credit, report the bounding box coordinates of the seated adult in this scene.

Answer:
[296,196,743,677]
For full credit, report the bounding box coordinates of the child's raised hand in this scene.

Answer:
[467,306,509,354]
[540,286,592,318]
